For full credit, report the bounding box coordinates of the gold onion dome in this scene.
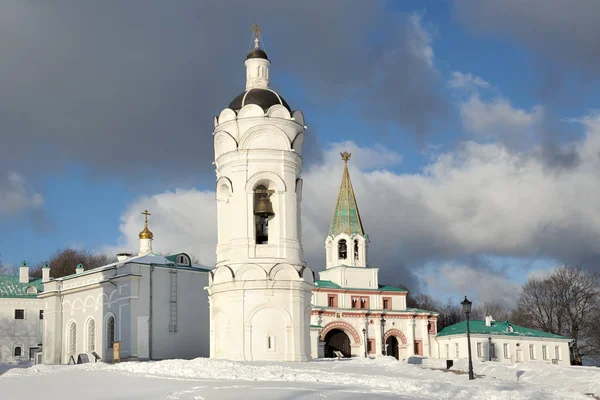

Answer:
[139,210,154,239]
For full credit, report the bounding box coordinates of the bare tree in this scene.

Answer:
[34,248,116,279]
[514,266,600,365]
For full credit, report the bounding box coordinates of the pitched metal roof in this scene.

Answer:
[437,319,571,339]
[328,155,365,237]
[314,280,408,293]
[0,276,43,298]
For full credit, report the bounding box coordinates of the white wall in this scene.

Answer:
[0,298,44,363]
[436,334,571,366]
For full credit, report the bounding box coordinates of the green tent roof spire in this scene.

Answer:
[328,152,365,237]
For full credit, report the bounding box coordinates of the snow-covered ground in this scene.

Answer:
[0,357,597,400]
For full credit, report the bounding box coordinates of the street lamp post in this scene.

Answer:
[461,296,475,380]
[362,328,367,358]
[488,336,492,362]
[381,317,386,356]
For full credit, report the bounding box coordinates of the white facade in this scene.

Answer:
[0,264,44,364]
[436,317,572,366]
[207,35,313,362]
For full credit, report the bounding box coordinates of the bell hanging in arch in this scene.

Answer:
[254,193,274,217]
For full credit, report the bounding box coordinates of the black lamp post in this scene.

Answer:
[362,328,367,358]
[488,336,492,362]
[461,295,475,380]
[381,317,386,356]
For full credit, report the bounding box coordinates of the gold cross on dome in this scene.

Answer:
[251,23,262,39]
[341,152,352,163]
[142,210,151,224]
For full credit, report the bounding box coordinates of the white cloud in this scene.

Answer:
[459,94,544,145]
[448,71,491,91]
[0,172,44,220]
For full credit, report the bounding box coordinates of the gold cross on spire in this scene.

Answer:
[142,209,151,226]
[341,151,352,163]
[251,23,262,40]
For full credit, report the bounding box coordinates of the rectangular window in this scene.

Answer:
[382,297,392,310]
[455,343,459,358]
[503,343,509,359]
[39,310,44,320]
[15,309,24,320]
[529,344,535,360]
[327,295,338,308]
[477,342,482,358]
[351,297,359,309]
[490,343,496,358]
[555,346,560,360]
[360,297,370,309]
[445,344,450,359]
[542,345,548,360]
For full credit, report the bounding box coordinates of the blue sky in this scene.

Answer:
[1,1,599,307]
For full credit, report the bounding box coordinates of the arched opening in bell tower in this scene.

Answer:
[338,239,347,260]
[254,185,274,244]
[354,239,359,261]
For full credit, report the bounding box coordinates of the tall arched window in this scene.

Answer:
[338,239,347,260]
[87,319,96,352]
[14,347,22,357]
[354,239,359,261]
[68,322,77,355]
[106,316,115,349]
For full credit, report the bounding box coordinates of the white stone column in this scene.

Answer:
[422,319,430,357]
[406,318,415,357]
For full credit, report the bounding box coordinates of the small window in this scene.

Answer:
[490,343,496,358]
[503,343,509,358]
[353,239,359,261]
[445,344,450,359]
[529,344,535,360]
[383,297,392,310]
[39,310,44,320]
[267,335,275,351]
[14,347,22,357]
[455,343,459,358]
[477,342,482,358]
[15,309,24,320]
[506,326,514,333]
[327,295,337,308]
[351,297,359,309]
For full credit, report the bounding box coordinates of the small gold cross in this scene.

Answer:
[251,23,262,39]
[141,210,151,224]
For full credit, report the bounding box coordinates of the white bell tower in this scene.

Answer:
[207,25,313,362]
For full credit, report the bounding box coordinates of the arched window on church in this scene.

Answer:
[68,322,77,355]
[14,346,22,357]
[106,316,115,349]
[254,185,274,244]
[338,240,347,260]
[354,239,359,261]
[87,319,96,352]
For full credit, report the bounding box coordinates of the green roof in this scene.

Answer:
[438,319,571,339]
[0,276,43,298]
[328,155,365,237]
[314,280,408,293]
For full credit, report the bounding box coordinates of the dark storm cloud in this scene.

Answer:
[453,0,600,74]
[0,1,447,185]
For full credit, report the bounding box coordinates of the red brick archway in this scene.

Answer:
[384,329,407,345]
[320,321,362,344]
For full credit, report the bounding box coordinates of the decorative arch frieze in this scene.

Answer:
[239,124,291,151]
[247,303,293,327]
[320,321,362,344]
[384,329,408,345]
[216,176,234,201]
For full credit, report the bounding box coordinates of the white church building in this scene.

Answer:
[39,212,211,364]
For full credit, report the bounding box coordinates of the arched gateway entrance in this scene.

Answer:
[323,329,351,358]
[386,336,399,360]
